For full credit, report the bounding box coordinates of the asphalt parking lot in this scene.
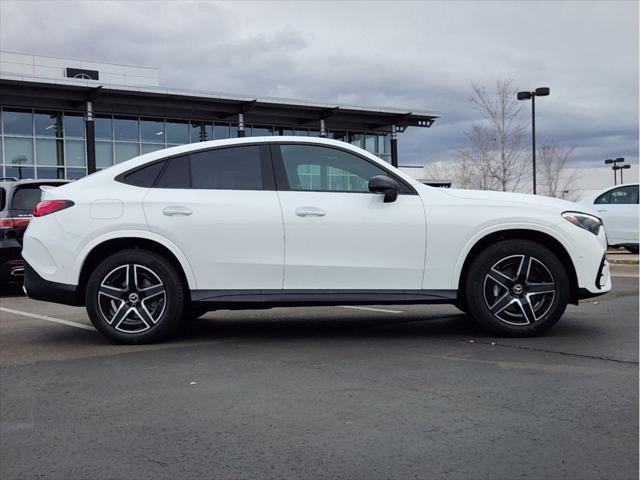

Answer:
[1,265,638,480]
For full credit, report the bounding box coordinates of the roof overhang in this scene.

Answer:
[0,73,441,132]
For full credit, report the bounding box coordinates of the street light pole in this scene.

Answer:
[604,158,625,185]
[621,164,630,184]
[517,87,550,195]
[531,94,536,195]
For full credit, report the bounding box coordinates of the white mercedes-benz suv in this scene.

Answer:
[22,137,611,343]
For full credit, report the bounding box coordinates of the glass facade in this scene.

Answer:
[0,106,391,179]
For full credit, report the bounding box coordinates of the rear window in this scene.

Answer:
[10,186,43,216]
[0,188,5,212]
[122,161,166,187]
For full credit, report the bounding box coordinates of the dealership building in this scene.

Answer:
[0,51,440,180]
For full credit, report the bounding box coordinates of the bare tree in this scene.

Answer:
[463,80,528,191]
[537,142,581,198]
[424,152,477,189]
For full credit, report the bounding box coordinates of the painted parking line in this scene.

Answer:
[0,307,95,331]
[338,305,404,314]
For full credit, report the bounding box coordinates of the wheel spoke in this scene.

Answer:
[516,297,537,324]
[126,264,135,290]
[110,303,130,327]
[139,284,165,300]
[133,305,156,329]
[488,269,514,288]
[517,255,532,282]
[99,285,127,301]
[490,292,515,315]
[527,282,556,295]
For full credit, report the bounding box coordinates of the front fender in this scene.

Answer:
[451,221,576,289]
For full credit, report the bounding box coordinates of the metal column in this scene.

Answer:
[390,125,399,168]
[237,113,246,137]
[85,101,96,174]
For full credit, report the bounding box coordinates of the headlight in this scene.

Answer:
[562,211,602,236]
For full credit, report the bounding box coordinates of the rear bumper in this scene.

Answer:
[23,261,81,306]
[0,242,24,284]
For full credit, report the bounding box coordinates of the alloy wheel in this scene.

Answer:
[483,254,556,326]
[97,264,167,333]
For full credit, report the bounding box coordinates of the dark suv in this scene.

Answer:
[1,178,69,285]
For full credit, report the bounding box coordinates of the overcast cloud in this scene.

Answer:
[1,0,638,183]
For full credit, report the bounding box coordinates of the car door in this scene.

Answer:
[594,185,639,244]
[272,143,426,290]
[142,144,284,290]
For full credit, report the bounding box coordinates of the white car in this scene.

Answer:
[581,183,639,254]
[22,137,611,343]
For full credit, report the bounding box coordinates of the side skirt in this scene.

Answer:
[190,289,458,309]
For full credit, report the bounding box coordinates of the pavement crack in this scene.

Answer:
[472,340,638,365]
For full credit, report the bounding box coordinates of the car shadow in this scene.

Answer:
[167,310,603,344]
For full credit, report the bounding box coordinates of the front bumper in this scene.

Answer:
[23,261,81,306]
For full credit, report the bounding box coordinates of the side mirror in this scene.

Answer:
[368,175,399,203]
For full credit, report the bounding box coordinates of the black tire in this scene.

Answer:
[625,246,638,255]
[463,239,569,337]
[454,299,468,314]
[85,249,186,344]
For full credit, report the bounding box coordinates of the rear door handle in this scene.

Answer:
[295,207,326,217]
[596,209,607,213]
[162,206,193,216]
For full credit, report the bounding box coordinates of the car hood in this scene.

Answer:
[442,188,597,215]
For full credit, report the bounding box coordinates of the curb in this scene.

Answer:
[608,258,639,266]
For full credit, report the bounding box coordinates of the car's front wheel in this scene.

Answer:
[464,239,570,337]
[86,249,185,344]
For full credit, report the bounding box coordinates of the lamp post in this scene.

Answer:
[517,87,550,195]
[604,157,625,185]
[620,164,630,184]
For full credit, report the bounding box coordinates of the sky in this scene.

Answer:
[1,0,638,188]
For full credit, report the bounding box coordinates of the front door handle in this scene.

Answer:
[295,207,326,217]
[163,206,193,216]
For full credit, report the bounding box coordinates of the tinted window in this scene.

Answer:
[156,155,191,189]
[123,161,166,187]
[10,186,43,215]
[608,185,639,204]
[0,188,5,212]
[191,146,263,190]
[595,192,610,204]
[154,146,264,190]
[279,144,395,193]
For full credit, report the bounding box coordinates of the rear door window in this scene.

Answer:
[190,145,263,190]
[156,155,191,188]
[154,145,268,190]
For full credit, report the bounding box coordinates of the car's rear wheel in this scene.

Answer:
[86,249,185,344]
[464,239,569,337]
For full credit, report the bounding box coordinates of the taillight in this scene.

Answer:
[33,200,75,217]
[0,218,31,229]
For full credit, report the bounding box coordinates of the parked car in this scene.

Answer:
[581,183,639,254]
[1,178,69,285]
[22,137,611,343]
